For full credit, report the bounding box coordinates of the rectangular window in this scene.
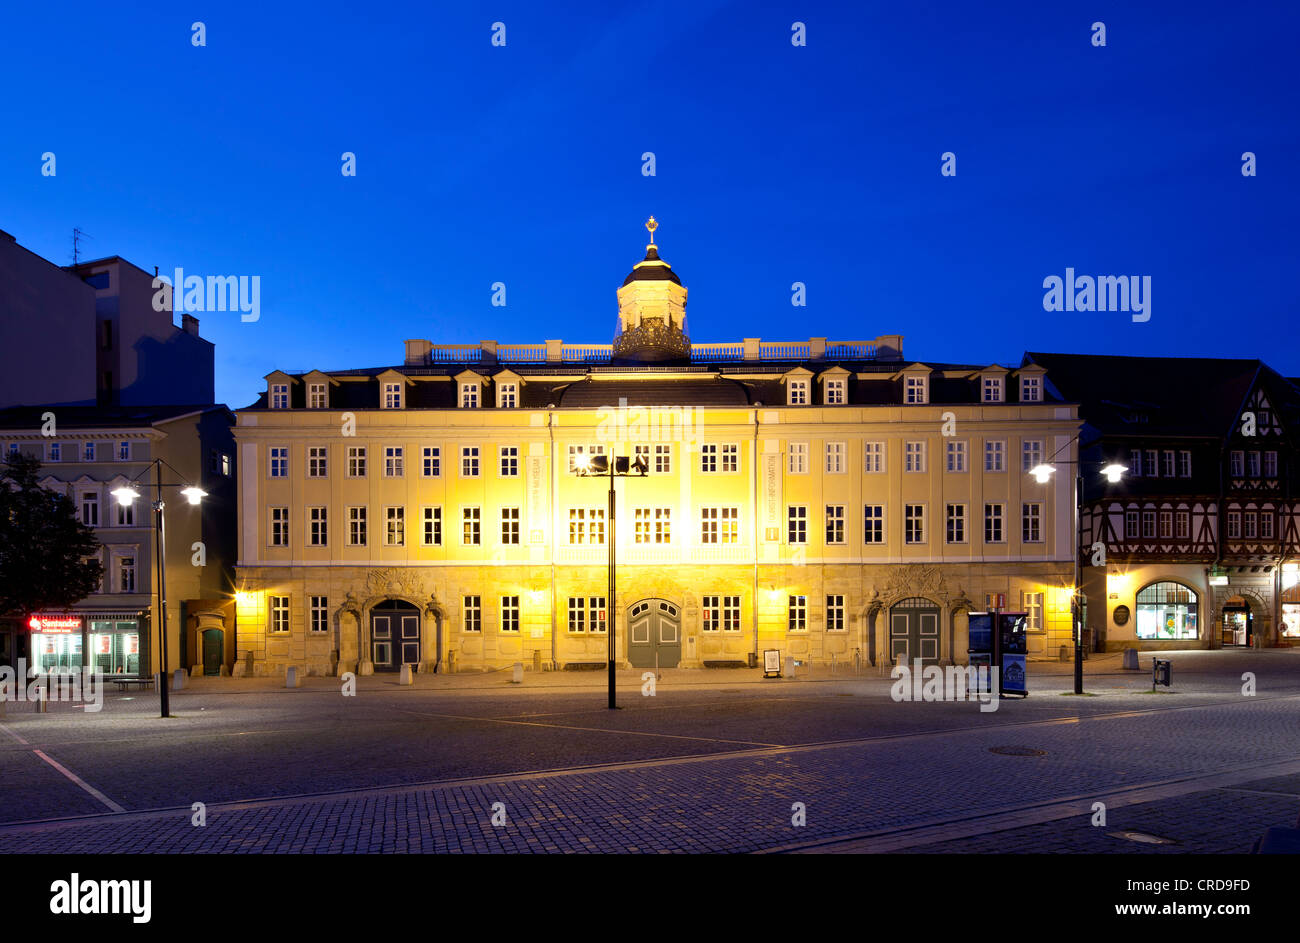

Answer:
[826,595,845,632]
[1021,376,1042,402]
[1022,440,1043,473]
[654,444,672,474]
[382,446,403,478]
[1162,450,1175,478]
[1261,511,1275,539]
[946,503,966,543]
[1022,503,1042,543]
[701,595,742,632]
[788,379,808,405]
[347,446,367,478]
[982,376,1002,403]
[864,505,884,544]
[271,384,289,409]
[348,507,367,546]
[635,508,672,544]
[1146,449,1158,477]
[308,383,327,409]
[385,506,405,546]
[384,383,403,409]
[788,442,808,474]
[904,505,925,544]
[1179,450,1192,477]
[1244,511,1257,539]
[48,442,60,462]
[310,596,328,632]
[904,441,926,473]
[1175,510,1190,539]
[269,446,288,477]
[308,446,328,477]
[567,444,605,474]
[270,596,289,633]
[463,596,481,632]
[825,442,845,473]
[984,440,1005,473]
[115,554,136,593]
[701,507,739,544]
[82,441,95,462]
[270,507,289,547]
[500,596,520,633]
[864,442,885,473]
[720,443,738,472]
[1125,510,1139,539]
[701,443,718,473]
[946,440,967,473]
[787,505,807,544]
[462,507,481,545]
[1130,449,1144,477]
[498,383,517,408]
[118,440,130,461]
[422,446,441,477]
[1264,451,1278,478]
[1022,591,1044,631]
[1142,510,1156,539]
[499,446,519,477]
[825,379,846,404]
[115,500,134,527]
[1227,510,1241,539]
[422,506,442,546]
[825,505,845,544]
[500,507,520,544]
[1158,510,1173,539]
[81,492,99,526]
[904,375,927,404]
[1230,451,1244,477]
[308,506,327,546]
[568,508,606,545]
[566,596,607,634]
[984,504,1004,543]
[461,446,480,477]
[788,595,807,631]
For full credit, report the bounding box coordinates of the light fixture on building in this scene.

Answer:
[1101,463,1128,483]
[1029,463,1055,484]
[111,485,141,505]
[180,485,207,505]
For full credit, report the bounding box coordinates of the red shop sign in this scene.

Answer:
[28,616,81,634]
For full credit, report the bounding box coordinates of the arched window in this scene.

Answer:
[1135,581,1198,640]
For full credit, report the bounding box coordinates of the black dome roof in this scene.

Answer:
[621,245,681,286]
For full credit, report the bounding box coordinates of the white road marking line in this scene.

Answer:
[0,724,29,745]
[31,750,125,813]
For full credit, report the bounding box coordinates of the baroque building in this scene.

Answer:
[232,222,1080,676]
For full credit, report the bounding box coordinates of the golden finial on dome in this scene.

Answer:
[645,216,658,245]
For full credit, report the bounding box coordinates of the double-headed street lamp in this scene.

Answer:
[111,458,206,718]
[573,451,648,709]
[1029,452,1126,695]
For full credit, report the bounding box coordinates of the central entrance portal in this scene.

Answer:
[370,599,421,672]
[889,597,941,665]
[627,598,681,669]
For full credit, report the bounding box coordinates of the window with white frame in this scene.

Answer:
[384,507,405,546]
[1244,511,1257,539]
[825,442,845,473]
[787,505,807,544]
[270,383,289,409]
[500,507,520,544]
[384,446,404,477]
[1261,510,1275,539]
[1176,510,1190,539]
[825,505,845,544]
[1146,449,1158,476]
[946,503,966,543]
[1179,450,1192,477]
[904,441,926,473]
[1022,503,1042,543]
[567,596,607,634]
[788,379,809,405]
[904,375,928,404]
[701,595,741,632]
[383,382,403,409]
[1131,449,1144,477]
[825,378,846,404]
[118,440,130,461]
[308,445,328,477]
[1142,510,1156,538]
[81,491,99,526]
[115,499,134,527]
[48,442,61,462]
[82,441,95,462]
[864,505,884,544]
[904,504,925,543]
[1021,591,1044,631]
[1125,509,1139,539]
[270,596,289,633]
[946,440,967,473]
[985,440,1005,472]
[1248,451,1261,478]
[308,506,327,546]
[462,507,481,545]
[1227,510,1241,539]
[1264,451,1278,478]
[654,444,671,474]
[270,507,289,546]
[422,446,440,477]
[864,441,884,473]
[826,595,845,631]
[569,508,606,544]
[634,507,671,544]
[1162,450,1175,478]
[497,382,518,408]
[1229,451,1243,477]
[1021,376,1042,402]
[567,444,605,473]
[701,507,739,544]
[348,507,367,546]
[1022,439,1043,472]
[720,443,738,472]
[700,443,719,472]
[461,446,480,477]
[347,446,367,477]
[310,596,329,632]
[788,595,807,631]
[422,506,442,546]
[269,446,288,477]
[500,596,520,633]
[463,596,481,632]
[499,446,519,477]
[308,383,327,409]
[982,376,1003,403]
[116,553,137,593]
[788,442,808,474]
[459,383,478,408]
[984,504,1004,543]
[1159,510,1173,539]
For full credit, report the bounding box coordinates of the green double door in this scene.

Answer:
[627,599,681,669]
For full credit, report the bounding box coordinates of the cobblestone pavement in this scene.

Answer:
[2,649,1298,853]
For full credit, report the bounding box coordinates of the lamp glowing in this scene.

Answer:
[1029,463,1055,484]
[575,453,591,473]
[1100,463,1127,483]
[180,485,207,505]
[111,485,141,505]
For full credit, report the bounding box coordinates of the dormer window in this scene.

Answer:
[498,383,518,409]
[905,375,928,404]
[788,379,809,406]
[825,379,846,405]
[383,382,403,409]
[308,383,327,409]
[1021,376,1042,402]
[270,383,289,409]
[461,383,480,408]
[982,377,1003,403]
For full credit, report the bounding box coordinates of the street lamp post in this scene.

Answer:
[574,451,648,709]
[1030,454,1125,695]
[111,458,206,719]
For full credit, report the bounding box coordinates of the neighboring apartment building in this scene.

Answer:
[1027,353,1300,651]
[0,227,236,677]
[232,228,1081,677]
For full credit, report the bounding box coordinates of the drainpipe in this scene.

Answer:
[549,410,557,669]
[752,407,760,667]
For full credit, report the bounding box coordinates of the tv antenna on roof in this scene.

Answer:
[72,228,93,266]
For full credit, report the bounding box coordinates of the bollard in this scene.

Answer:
[1121,648,1139,670]
[172,668,186,691]
[285,666,300,688]
[511,662,523,684]
[35,683,49,713]
[785,656,797,679]
[398,664,413,685]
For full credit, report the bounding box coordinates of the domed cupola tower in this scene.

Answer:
[613,217,691,362]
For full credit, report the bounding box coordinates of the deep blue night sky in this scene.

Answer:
[2,1,1296,407]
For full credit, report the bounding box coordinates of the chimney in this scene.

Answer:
[182,313,200,336]
[405,339,432,366]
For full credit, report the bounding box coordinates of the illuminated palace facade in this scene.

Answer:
[232,226,1080,676]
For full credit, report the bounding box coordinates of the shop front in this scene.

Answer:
[1281,585,1300,647]
[27,612,145,677]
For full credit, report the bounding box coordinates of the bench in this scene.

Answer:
[113,678,155,692]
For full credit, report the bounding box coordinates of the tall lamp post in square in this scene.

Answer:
[573,451,648,709]
[1030,451,1126,695]
[111,458,206,718]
